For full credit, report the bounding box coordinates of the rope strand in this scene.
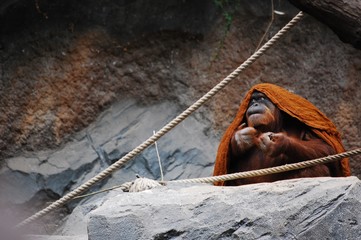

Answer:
[15,11,304,229]
[71,148,361,199]
[169,148,361,184]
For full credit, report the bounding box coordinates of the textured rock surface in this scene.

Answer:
[28,236,87,240]
[0,0,359,172]
[0,100,218,233]
[0,0,360,234]
[37,177,361,239]
[0,100,217,204]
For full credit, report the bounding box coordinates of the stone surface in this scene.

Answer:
[0,0,359,176]
[39,177,361,239]
[28,236,87,240]
[0,99,217,199]
[0,100,218,232]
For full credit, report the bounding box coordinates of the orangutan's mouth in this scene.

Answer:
[247,106,265,116]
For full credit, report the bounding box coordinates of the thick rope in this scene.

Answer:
[72,148,361,197]
[15,11,304,229]
[169,148,361,184]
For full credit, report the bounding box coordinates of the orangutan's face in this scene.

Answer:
[246,92,281,131]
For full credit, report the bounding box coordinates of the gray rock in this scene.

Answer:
[49,177,361,239]
[0,99,217,208]
[27,235,87,240]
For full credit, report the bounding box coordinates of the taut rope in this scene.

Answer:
[15,11,304,229]
[168,148,361,184]
[72,148,361,196]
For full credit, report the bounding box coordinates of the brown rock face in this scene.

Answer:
[0,0,360,178]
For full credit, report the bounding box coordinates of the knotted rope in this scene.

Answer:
[72,175,163,198]
[15,11,304,229]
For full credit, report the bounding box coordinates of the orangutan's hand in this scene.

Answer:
[258,132,290,157]
[231,126,259,155]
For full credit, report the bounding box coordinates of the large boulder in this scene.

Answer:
[38,177,361,239]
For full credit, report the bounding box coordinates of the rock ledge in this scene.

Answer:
[34,176,361,240]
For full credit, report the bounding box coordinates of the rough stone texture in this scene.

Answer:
[36,177,361,239]
[0,0,359,171]
[28,236,87,240]
[0,100,217,203]
[0,0,360,234]
[0,100,218,233]
[0,0,218,156]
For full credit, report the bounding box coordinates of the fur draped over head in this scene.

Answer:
[213,83,351,186]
